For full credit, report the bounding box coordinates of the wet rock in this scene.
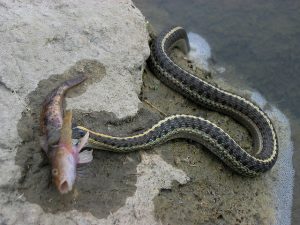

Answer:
[0,0,160,224]
[0,0,293,224]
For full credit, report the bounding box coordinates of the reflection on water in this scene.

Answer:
[187,32,211,71]
[134,0,300,224]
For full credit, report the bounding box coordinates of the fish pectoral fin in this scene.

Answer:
[78,150,93,164]
[76,131,89,152]
[75,131,91,164]
[40,135,48,153]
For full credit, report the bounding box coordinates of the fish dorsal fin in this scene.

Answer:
[59,110,73,148]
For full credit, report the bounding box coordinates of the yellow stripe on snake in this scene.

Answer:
[75,26,278,177]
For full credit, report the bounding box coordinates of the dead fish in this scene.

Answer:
[51,110,92,194]
[40,76,92,193]
[40,75,87,151]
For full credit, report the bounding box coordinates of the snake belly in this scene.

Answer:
[76,26,278,176]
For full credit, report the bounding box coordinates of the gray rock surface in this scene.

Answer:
[0,0,190,224]
[0,0,149,118]
[0,1,293,225]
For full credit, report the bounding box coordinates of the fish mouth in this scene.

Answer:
[58,180,72,194]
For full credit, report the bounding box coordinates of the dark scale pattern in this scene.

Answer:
[148,25,277,173]
[81,26,279,176]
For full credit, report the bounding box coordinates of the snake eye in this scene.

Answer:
[52,168,58,176]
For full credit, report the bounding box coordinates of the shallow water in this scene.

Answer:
[134,0,300,224]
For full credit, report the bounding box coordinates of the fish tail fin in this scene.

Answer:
[62,75,87,92]
[54,75,87,96]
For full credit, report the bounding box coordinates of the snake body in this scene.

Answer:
[76,26,278,176]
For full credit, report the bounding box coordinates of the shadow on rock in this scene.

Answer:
[15,59,151,218]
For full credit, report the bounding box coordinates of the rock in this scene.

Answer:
[0,1,293,225]
[0,0,149,118]
[0,0,184,224]
[0,1,192,224]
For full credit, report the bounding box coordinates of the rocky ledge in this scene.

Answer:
[0,0,293,225]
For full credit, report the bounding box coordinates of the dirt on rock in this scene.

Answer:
[15,50,276,224]
[15,60,147,218]
[144,50,276,225]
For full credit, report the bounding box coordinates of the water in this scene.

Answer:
[187,32,211,71]
[134,0,300,224]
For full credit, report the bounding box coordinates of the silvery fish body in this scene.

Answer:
[40,76,92,194]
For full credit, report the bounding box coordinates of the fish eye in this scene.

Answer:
[52,168,58,176]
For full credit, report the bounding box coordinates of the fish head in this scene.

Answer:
[49,110,90,194]
[51,146,78,194]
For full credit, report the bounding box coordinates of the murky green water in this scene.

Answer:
[133,0,300,224]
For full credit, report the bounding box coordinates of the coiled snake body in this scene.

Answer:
[76,26,278,176]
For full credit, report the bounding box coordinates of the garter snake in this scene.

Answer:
[76,26,278,176]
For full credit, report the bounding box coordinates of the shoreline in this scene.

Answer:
[0,1,294,224]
